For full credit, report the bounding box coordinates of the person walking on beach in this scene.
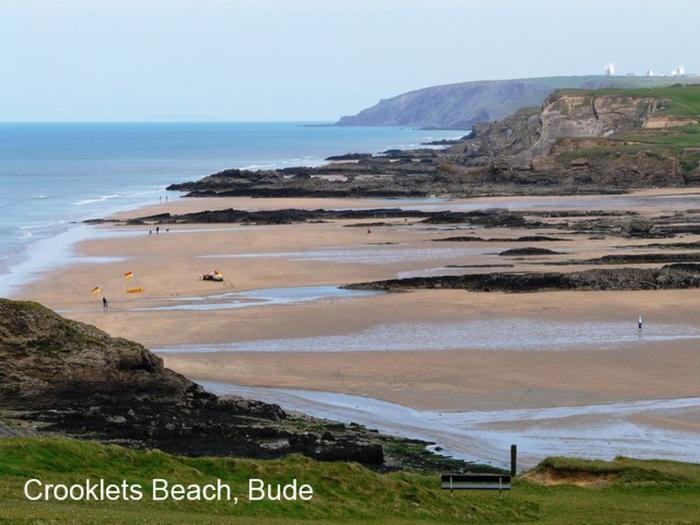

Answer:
[156,226,160,234]
[102,297,109,310]
[638,314,643,330]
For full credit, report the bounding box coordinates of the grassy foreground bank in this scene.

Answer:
[0,438,699,524]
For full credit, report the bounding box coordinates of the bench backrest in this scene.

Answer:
[441,473,512,491]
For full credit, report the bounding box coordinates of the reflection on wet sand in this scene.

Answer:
[158,318,700,352]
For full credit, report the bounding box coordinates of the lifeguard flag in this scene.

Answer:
[123,271,134,279]
[90,286,101,295]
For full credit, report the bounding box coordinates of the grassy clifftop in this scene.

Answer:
[1,437,699,524]
[558,84,700,116]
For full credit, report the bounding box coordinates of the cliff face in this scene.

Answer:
[530,94,667,157]
[336,76,700,129]
[456,93,668,162]
[0,299,194,405]
[450,92,687,187]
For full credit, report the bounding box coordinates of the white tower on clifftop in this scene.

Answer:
[604,62,615,76]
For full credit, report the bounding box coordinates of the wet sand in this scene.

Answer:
[11,188,700,462]
[166,341,700,411]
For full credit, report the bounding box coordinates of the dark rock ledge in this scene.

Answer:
[344,264,700,293]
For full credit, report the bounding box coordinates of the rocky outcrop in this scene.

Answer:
[498,247,562,256]
[130,207,539,229]
[532,94,666,156]
[453,93,668,165]
[345,264,700,293]
[325,153,374,161]
[0,299,194,405]
[550,211,700,238]
[621,241,700,250]
[433,235,567,242]
[544,252,700,266]
[0,299,472,471]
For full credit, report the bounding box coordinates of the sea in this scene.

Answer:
[0,122,461,296]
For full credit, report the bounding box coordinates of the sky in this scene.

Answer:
[1,0,698,122]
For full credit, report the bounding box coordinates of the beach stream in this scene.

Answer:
[202,381,700,469]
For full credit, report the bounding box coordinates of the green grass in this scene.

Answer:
[557,84,700,116]
[1,438,699,524]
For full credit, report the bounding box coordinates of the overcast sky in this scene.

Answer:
[1,0,697,122]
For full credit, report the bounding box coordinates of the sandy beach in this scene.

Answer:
[12,188,700,462]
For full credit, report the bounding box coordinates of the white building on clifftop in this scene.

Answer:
[671,64,686,76]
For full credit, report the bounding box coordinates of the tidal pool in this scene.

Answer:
[410,192,700,212]
[199,245,492,265]
[159,319,700,352]
[132,285,378,312]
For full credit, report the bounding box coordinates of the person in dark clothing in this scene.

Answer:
[102,297,108,310]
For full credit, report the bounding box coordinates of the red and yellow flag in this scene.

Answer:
[90,286,101,295]
[123,271,134,279]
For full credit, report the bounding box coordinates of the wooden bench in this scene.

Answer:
[441,473,512,492]
[441,444,517,493]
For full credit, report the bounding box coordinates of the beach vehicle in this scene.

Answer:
[202,270,224,282]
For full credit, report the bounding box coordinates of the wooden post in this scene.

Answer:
[510,444,517,477]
